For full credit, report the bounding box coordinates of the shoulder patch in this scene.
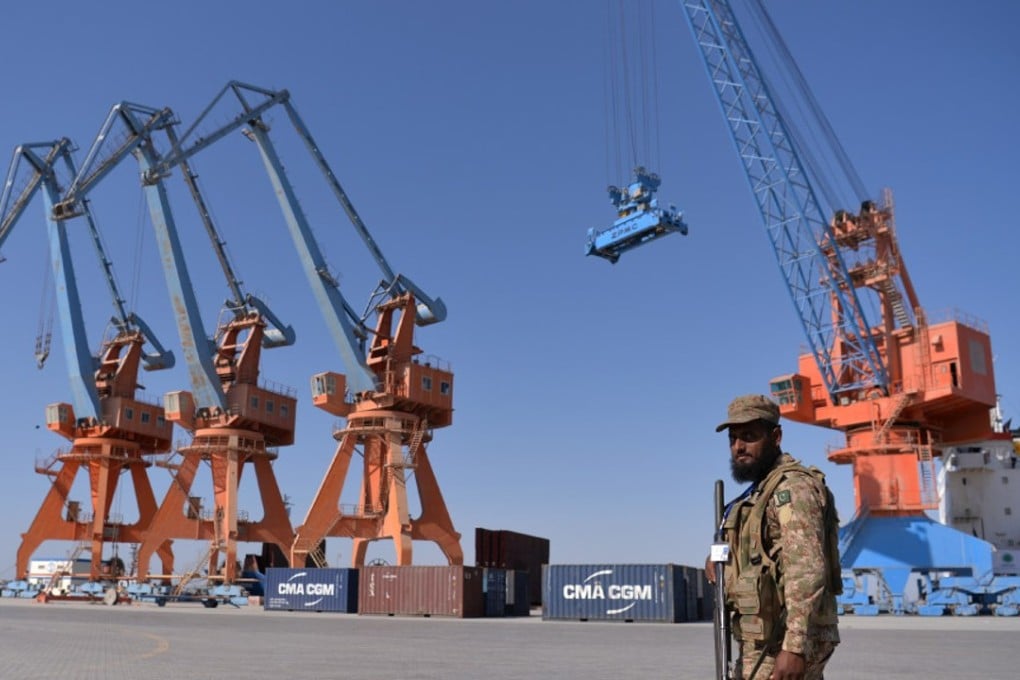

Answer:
[775,489,792,506]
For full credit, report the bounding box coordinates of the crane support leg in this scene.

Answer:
[136,451,202,582]
[291,436,358,567]
[19,438,167,581]
[244,456,297,561]
[140,429,294,584]
[210,448,240,582]
[17,460,81,579]
[409,445,463,565]
[295,410,462,567]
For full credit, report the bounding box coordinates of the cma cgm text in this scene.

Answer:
[563,584,652,600]
[277,583,335,596]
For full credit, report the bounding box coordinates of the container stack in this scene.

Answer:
[475,527,549,606]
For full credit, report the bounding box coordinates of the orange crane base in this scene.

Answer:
[291,408,462,568]
[134,428,294,584]
[17,437,172,580]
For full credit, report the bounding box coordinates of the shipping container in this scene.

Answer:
[479,568,532,617]
[543,564,700,623]
[507,569,531,616]
[680,565,698,622]
[359,566,484,618]
[696,567,714,621]
[264,568,358,613]
[475,527,549,605]
[483,568,507,617]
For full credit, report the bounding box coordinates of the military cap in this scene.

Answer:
[715,394,780,432]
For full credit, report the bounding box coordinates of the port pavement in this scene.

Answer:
[1,598,1018,679]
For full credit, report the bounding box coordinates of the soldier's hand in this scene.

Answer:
[771,649,806,679]
[704,555,715,584]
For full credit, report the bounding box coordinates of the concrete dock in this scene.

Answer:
[2,597,1018,678]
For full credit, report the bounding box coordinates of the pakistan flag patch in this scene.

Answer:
[775,489,792,506]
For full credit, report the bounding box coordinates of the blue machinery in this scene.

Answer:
[585,166,688,263]
[675,0,1013,614]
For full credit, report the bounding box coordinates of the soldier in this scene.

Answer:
[708,394,841,680]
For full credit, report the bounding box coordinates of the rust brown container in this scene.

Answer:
[358,566,484,618]
[475,528,550,606]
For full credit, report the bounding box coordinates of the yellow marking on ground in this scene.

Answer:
[135,630,171,659]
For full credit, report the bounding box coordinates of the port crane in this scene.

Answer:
[127,81,460,567]
[54,102,298,584]
[680,0,1001,605]
[0,138,177,581]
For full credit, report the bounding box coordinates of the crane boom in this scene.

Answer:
[1,140,173,418]
[59,100,296,409]
[142,81,446,393]
[680,0,888,401]
[244,120,376,394]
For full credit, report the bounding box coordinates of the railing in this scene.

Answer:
[339,504,383,517]
[259,377,297,398]
[182,435,268,453]
[412,354,452,372]
[926,307,989,333]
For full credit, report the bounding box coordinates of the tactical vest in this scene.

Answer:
[722,460,842,642]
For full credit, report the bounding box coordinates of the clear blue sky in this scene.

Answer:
[0,0,1018,577]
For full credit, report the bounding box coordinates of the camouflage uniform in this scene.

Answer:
[723,453,840,679]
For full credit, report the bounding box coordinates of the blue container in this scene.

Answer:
[264,568,358,613]
[507,569,531,616]
[542,564,690,623]
[483,568,508,617]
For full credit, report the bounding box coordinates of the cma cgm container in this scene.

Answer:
[264,568,358,613]
[543,564,696,623]
[359,566,484,618]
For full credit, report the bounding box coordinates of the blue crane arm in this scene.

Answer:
[277,98,447,326]
[0,140,71,251]
[51,149,177,373]
[60,102,225,409]
[41,177,102,419]
[133,140,225,409]
[679,0,888,400]
[55,104,176,219]
[160,123,295,350]
[2,141,176,393]
[0,140,100,419]
[146,81,445,392]
[245,121,376,394]
[152,81,445,328]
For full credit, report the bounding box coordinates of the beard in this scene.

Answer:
[731,443,782,484]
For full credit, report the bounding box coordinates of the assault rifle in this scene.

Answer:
[711,479,733,680]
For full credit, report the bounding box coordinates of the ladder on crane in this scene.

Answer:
[872,392,914,445]
[171,509,224,598]
[917,445,939,509]
[877,278,913,330]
